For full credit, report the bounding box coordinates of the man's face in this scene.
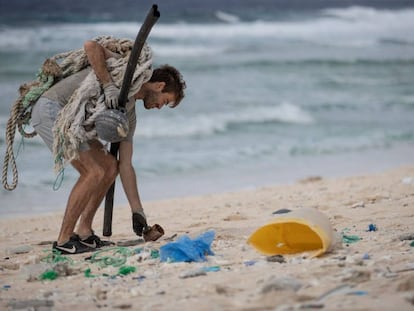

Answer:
[143,90,176,110]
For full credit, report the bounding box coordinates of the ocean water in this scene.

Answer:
[1,0,414,217]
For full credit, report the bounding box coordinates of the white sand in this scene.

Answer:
[1,165,414,310]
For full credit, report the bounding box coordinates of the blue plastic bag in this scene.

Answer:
[160,230,215,262]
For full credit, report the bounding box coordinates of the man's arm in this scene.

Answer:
[118,140,144,213]
[118,140,149,236]
[84,40,116,85]
[84,40,121,109]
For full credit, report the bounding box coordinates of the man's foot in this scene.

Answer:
[78,232,114,249]
[52,235,95,255]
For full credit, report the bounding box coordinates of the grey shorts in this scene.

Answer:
[31,97,91,152]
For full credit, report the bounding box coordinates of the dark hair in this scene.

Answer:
[148,64,186,107]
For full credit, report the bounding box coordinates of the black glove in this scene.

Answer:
[132,211,150,236]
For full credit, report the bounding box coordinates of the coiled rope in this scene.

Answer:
[2,98,23,190]
[2,35,136,191]
[2,65,58,190]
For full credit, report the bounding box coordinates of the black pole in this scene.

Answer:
[103,4,160,237]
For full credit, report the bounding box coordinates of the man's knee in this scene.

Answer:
[75,147,118,182]
[105,156,118,181]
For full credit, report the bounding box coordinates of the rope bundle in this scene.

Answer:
[2,36,152,190]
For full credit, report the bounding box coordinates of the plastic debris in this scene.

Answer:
[160,230,215,263]
[362,253,370,260]
[410,241,414,247]
[88,247,134,268]
[272,208,292,215]
[347,290,368,296]
[84,268,97,278]
[399,233,414,241]
[341,229,361,244]
[40,270,59,281]
[202,266,221,272]
[41,249,74,265]
[117,239,143,247]
[179,269,207,279]
[244,260,257,266]
[266,255,286,263]
[249,208,335,257]
[133,275,146,282]
[299,303,325,309]
[3,285,11,290]
[367,224,377,232]
[150,249,160,259]
[118,265,136,276]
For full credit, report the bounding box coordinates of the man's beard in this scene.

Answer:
[143,91,158,109]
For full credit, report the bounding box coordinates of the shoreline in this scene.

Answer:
[1,142,414,219]
[1,165,414,310]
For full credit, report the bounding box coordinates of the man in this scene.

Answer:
[31,39,186,254]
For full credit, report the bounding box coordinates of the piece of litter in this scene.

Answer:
[244,260,257,266]
[300,302,325,309]
[347,290,368,296]
[150,249,160,259]
[84,268,98,278]
[132,275,146,282]
[160,230,215,263]
[202,266,221,272]
[40,270,58,281]
[399,233,414,241]
[272,208,292,215]
[367,224,377,232]
[117,239,144,247]
[118,266,136,276]
[351,201,365,208]
[342,234,361,244]
[179,269,207,279]
[266,255,286,263]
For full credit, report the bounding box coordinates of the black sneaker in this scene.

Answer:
[52,235,95,255]
[79,232,114,249]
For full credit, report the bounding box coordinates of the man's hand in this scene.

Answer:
[132,211,150,236]
[103,82,120,109]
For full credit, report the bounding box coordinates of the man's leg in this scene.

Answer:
[57,143,117,245]
[76,143,118,238]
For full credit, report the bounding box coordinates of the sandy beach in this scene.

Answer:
[1,165,414,311]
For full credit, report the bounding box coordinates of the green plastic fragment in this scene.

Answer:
[118,266,136,276]
[89,247,133,268]
[41,249,74,264]
[84,268,98,278]
[40,270,58,281]
[150,249,160,259]
[342,234,361,244]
